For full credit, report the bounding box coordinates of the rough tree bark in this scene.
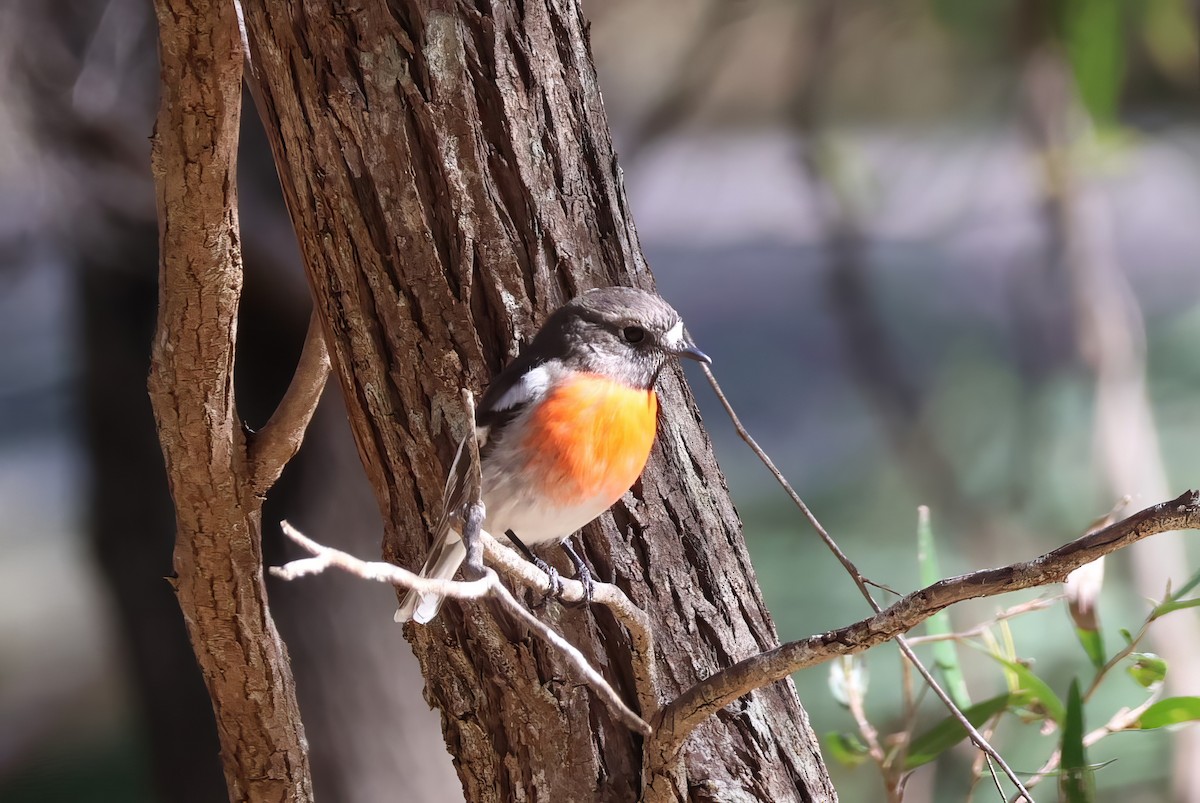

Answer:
[240,1,833,801]
[148,1,314,800]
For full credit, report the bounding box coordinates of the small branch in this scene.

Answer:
[477,531,661,720]
[248,310,331,493]
[458,389,487,578]
[697,363,1032,799]
[650,490,1200,773]
[904,595,1062,646]
[837,657,892,796]
[1011,692,1161,801]
[698,363,877,602]
[272,521,652,736]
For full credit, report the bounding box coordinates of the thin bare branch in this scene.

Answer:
[272,521,652,736]
[698,363,876,600]
[477,532,661,720]
[1011,691,1162,801]
[904,595,1062,646]
[697,362,1033,799]
[248,310,331,493]
[837,657,893,798]
[650,490,1200,777]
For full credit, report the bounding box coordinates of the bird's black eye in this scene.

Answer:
[622,326,646,344]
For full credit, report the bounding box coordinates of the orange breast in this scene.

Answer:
[521,373,659,507]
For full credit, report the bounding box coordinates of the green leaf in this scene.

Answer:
[824,731,869,768]
[1135,697,1200,730]
[917,507,971,708]
[1155,596,1200,618]
[1119,628,1134,646]
[1075,626,1106,670]
[1060,679,1095,802]
[1127,653,1168,689]
[1056,0,1126,127]
[987,655,1067,725]
[903,692,1025,770]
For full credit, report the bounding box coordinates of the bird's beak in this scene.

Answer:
[674,334,712,365]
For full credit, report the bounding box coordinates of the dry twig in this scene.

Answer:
[903,596,1063,646]
[695,363,1034,800]
[646,481,1200,792]
[273,521,652,736]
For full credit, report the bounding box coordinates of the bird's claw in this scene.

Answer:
[559,562,595,608]
[532,559,562,608]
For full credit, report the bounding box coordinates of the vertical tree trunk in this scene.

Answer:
[241,1,834,800]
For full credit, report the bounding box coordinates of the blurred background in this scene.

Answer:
[1,0,1198,801]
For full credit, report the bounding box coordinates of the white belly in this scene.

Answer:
[483,490,616,548]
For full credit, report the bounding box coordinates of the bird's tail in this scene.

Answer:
[394,532,467,624]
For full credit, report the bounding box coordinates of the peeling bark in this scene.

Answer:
[240,1,834,801]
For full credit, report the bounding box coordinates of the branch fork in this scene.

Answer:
[273,519,654,735]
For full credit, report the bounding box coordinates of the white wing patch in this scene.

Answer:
[490,364,550,412]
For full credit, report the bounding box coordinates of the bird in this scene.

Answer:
[395,286,710,624]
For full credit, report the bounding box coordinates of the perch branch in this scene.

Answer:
[249,310,331,493]
[649,489,1200,777]
[477,531,661,719]
[272,521,652,736]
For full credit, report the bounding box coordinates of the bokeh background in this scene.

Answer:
[2,0,1199,801]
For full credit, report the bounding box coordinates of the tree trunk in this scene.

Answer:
[240,1,835,801]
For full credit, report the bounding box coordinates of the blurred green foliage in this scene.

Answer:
[1057,0,1126,127]
[738,302,1200,800]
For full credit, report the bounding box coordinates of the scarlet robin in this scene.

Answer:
[396,286,710,624]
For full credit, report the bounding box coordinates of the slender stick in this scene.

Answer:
[273,521,651,736]
[695,363,1036,800]
[651,489,1200,762]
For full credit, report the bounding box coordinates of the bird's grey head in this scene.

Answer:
[535,287,710,389]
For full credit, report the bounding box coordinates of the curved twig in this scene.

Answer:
[695,363,1033,800]
[647,489,1200,775]
[478,531,661,720]
[273,520,652,736]
[248,310,331,493]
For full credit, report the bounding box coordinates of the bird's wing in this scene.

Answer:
[435,360,556,532]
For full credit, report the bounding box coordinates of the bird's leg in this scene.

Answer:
[558,539,595,608]
[460,502,486,580]
[506,530,561,607]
